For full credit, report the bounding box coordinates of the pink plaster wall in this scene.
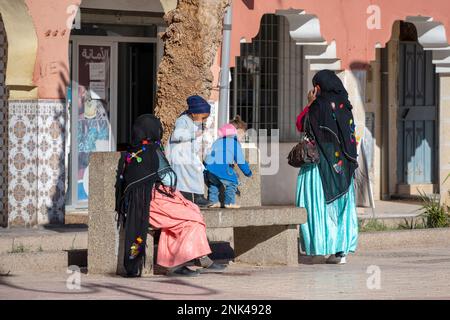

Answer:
[21,0,450,99]
[25,0,80,99]
[230,0,450,69]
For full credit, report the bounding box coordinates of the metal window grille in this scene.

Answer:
[230,14,305,142]
[230,14,280,136]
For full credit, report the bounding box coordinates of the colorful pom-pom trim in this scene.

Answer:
[125,139,163,165]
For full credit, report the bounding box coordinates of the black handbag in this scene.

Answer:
[287,114,320,168]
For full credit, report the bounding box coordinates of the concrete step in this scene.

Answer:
[357,199,423,217]
[0,226,87,255]
[0,251,67,274]
[357,228,450,251]
[65,210,88,225]
[358,216,426,229]
[0,249,87,275]
[357,199,424,229]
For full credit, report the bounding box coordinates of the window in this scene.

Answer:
[231,14,279,135]
[230,14,305,142]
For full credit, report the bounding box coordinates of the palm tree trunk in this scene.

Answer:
[155,0,231,142]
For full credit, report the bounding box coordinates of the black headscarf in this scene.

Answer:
[306,70,358,203]
[115,114,174,277]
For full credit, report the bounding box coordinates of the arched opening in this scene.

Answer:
[0,14,8,227]
[230,11,339,143]
[0,0,38,228]
[381,20,441,200]
[397,21,438,193]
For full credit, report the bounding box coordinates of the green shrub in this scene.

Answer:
[418,189,450,228]
[9,243,28,254]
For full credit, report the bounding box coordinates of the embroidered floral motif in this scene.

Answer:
[333,160,344,174]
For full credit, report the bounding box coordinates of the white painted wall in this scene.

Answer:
[278,16,304,142]
[261,142,299,205]
[259,17,310,206]
[81,0,164,12]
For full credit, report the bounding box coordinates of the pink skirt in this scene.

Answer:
[149,186,212,268]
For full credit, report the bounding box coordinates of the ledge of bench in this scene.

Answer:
[201,206,306,228]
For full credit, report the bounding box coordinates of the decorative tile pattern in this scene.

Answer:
[8,100,66,227]
[8,100,39,227]
[0,16,7,228]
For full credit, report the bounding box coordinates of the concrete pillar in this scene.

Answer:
[234,225,299,266]
[342,70,366,137]
[367,51,382,201]
[341,69,371,204]
[439,75,450,208]
[88,152,153,276]
[387,25,400,196]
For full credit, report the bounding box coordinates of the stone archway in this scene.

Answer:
[404,16,450,72]
[381,17,450,204]
[0,0,38,227]
[0,14,8,227]
[275,9,341,72]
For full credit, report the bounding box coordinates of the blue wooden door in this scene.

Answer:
[398,42,437,184]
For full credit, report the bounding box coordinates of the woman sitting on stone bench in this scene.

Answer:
[116,114,225,277]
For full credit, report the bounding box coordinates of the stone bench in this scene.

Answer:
[87,152,307,276]
[202,206,306,265]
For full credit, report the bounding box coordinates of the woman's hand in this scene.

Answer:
[307,87,318,106]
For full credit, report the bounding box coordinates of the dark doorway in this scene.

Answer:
[117,42,156,150]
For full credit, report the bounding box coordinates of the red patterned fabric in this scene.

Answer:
[149,186,212,268]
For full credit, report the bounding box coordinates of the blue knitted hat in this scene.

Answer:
[186,95,211,114]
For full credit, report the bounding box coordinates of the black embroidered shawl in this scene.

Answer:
[115,114,164,277]
[306,70,359,203]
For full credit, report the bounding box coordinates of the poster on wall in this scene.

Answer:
[77,45,111,201]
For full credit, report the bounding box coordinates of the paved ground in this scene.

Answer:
[1,245,449,300]
[357,199,422,219]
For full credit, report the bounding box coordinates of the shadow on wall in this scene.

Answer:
[242,0,254,9]
[43,64,70,226]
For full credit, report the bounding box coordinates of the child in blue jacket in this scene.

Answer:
[204,116,252,208]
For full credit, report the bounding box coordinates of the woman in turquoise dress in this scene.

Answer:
[295,70,359,264]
